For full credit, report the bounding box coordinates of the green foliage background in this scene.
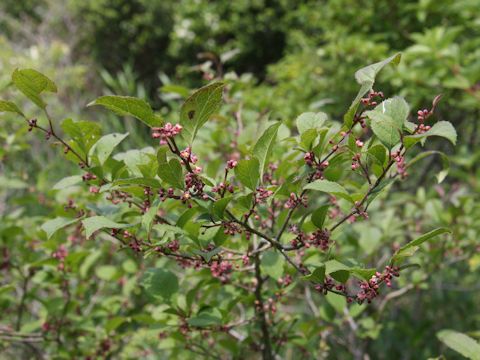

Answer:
[0,0,479,359]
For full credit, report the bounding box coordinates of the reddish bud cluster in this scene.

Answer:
[391,151,407,179]
[210,260,232,283]
[226,159,238,169]
[356,265,400,304]
[255,187,273,204]
[360,90,384,107]
[284,193,308,209]
[223,221,242,235]
[52,244,68,271]
[306,229,330,250]
[151,123,182,145]
[351,153,361,171]
[82,172,97,181]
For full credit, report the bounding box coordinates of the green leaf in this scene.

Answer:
[261,251,283,279]
[437,330,480,360]
[378,97,410,127]
[302,265,326,283]
[53,175,83,190]
[212,197,232,219]
[187,308,222,327]
[296,112,327,134]
[311,205,329,229]
[253,122,281,180]
[0,99,24,117]
[406,121,457,146]
[344,54,401,127]
[325,260,350,283]
[304,180,352,202]
[235,157,260,191]
[366,110,402,149]
[61,119,102,157]
[89,132,129,165]
[88,96,161,128]
[180,82,225,144]
[141,268,179,300]
[367,144,387,166]
[12,69,57,109]
[142,198,161,236]
[157,158,184,189]
[393,228,451,262]
[355,53,402,85]
[82,216,130,239]
[95,265,118,281]
[41,217,79,240]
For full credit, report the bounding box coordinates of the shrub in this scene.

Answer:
[0,55,458,358]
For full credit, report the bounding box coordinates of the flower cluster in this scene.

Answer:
[151,123,183,145]
[52,244,68,271]
[360,90,384,107]
[391,151,407,178]
[210,260,232,283]
[255,186,274,204]
[307,229,330,250]
[284,193,308,209]
[356,265,400,304]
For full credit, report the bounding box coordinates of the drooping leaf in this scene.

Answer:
[12,68,57,109]
[180,82,225,144]
[82,216,130,238]
[212,197,232,219]
[304,180,353,202]
[235,157,260,191]
[187,308,222,327]
[41,217,79,240]
[253,122,281,180]
[311,205,329,229]
[0,99,24,117]
[157,158,184,189]
[89,132,129,165]
[88,96,161,127]
[437,330,480,360]
[141,268,179,300]
[61,119,102,157]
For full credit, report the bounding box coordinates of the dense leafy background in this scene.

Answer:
[0,1,479,359]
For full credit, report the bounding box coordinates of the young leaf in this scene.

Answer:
[253,122,281,180]
[365,110,401,149]
[88,96,161,127]
[296,112,327,134]
[344,53,401,127]
[302,264,326,283]
[393,228,451,262]
[304,180,352,202]
[180,82,225,144]
[141,268,179,300]
[235,157,260,191]
[12,69,57,109]
[53,175,83,190]
[89,132,129,165]
[41,217,79,240]
[82,216,130,238]
[437,330,480,360]
[311,205,329,229]
[212,197,232,219]
[157,158,184,189]
[0,99,24,117]
[405,121,457,146]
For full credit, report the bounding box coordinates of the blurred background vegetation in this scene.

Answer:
[0,0,479,358]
